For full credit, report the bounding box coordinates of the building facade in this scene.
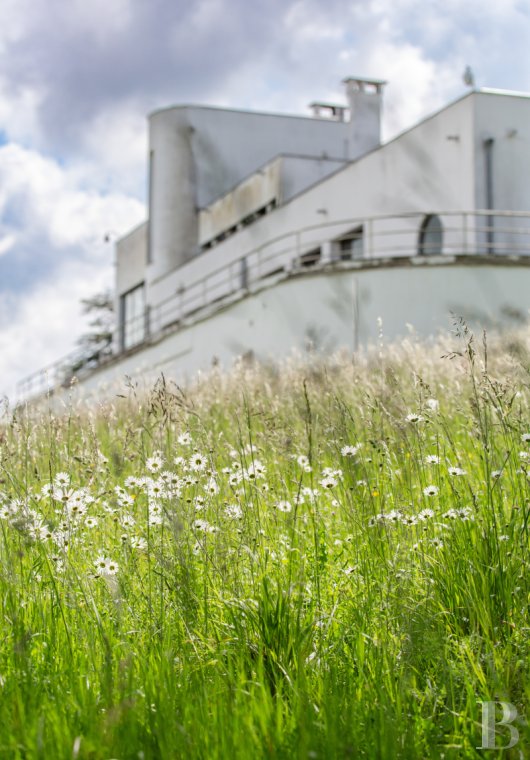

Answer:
[18,79,530,401]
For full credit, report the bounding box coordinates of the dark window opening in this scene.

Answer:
[201,199,278,252]
[299,247,321,267]
[240,257,248,289]
[418,214,443,255]
[120,283,146,351]
[336,226,363,260]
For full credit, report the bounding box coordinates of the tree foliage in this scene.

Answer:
[76,291,114,359]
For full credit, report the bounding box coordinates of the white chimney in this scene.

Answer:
[343,77,386,159]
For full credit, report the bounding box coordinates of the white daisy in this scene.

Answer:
[423,485,439,497]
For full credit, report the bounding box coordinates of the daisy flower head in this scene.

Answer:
[448,466,466,476]
[425,455,440,465]
[94,555,107,574]
[121,513,136,528]
[94,556,119,577]
[521,433,530,443]
[386,509,403,523]
[246,460,266,479]
[147,479,165,500]
[52,488,72,504]
[341,444,362,457]
[130,536,148,550]
[229,471,243,487]
[423,485,439,497]
[178,432,193,445]
[67,500,88,519]
[54,472,71,488]
[276,500,292,513]
[105,559,119,575]
[146,453,164,474]
[418,508,435,521]
[0,503,15,521]
[406,413,424,424]
[148,512,163,526]
[296,454,312,472]
[38,525,54,541]
[319,467,342,489]
[204,477,219,495]
[426,398,439,412]
[189,452,208,472]
[320,474,338,489]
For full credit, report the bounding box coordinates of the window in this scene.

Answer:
[240,257,248,290]
[336,226,363,260]
[299,247,321,267]
[120,283,146,350]
[418,214,443,255]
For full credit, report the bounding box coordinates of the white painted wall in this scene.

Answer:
[279,155,348,204]
[71,260,530,403]
[116,222,148,296]
[473,91,530,212]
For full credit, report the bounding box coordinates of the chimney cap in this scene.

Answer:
[343,76,387,93]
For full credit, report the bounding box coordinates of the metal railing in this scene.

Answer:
[16,209,530,402]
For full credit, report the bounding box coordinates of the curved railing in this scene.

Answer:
[16,209,530,402]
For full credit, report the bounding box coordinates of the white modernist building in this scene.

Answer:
[18,78,530,399]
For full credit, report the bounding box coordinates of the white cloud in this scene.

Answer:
[363,42,461,140]
[0,262,109,402]
[0,234,15,257]
[75,103,148,196]
[0,141,145,399]
[0,142,144,248]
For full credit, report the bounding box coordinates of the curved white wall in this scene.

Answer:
[70,260,530,402]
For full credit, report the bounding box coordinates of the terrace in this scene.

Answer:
[16,209,530,402]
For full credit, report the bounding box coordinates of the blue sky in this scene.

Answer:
[0,0,529,399]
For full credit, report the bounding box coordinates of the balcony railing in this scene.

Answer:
[16,209,530,402]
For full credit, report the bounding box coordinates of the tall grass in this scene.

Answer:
[0,327,529,758]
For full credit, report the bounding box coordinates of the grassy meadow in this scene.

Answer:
[0,325,529,759]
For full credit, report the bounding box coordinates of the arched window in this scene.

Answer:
[418,214,443,255]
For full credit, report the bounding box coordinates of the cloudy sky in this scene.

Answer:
[1,0,529,400]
